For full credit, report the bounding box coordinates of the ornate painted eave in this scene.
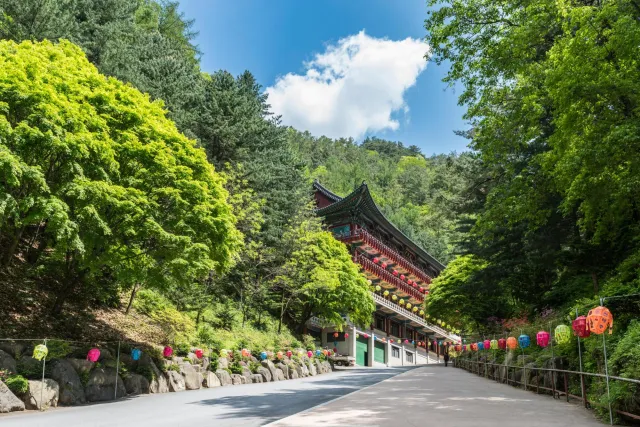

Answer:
[313,181,446,273]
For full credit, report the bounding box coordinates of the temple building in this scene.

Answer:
[309,181,459,367]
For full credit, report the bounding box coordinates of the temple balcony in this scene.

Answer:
[338,229,432,286]
[370,292,459,342]
[356,253,425,303]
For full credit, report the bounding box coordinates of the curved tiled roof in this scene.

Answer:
[312,181,445,272]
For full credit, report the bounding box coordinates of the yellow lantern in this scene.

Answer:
[392,295,398,301]
[383,290,389,297]
[419,310,424,316]
[406,303,412,310]
[399,299,405,306]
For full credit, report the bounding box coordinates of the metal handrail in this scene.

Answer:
[371,292,458,341]
[455,358,640,422]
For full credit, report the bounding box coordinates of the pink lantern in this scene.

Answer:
[536,331,550,348]
[163,346,173,358]
[195,349,204,359]
[407,279,412,285]
[392,270,399,276]
[373,258,379,264]
[382,263,388,269]
[286,350,293,358]
[344,333,349,338]
[404,339,409,344]
[483,339,490,349]
[307,350,313,358]
[87,348,101,362]
[400,274,406,281]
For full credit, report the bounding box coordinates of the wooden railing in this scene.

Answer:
[357,254,424,301]
[339,229,432,284]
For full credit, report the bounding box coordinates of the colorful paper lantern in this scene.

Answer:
[390,339,394,343]
[555,324,571,344]
[333,332,339,338]
[286,350,293,358]
[375,285,381,292]
[413,307,418,313]
[407,280,413,285]
[572,316,591,338]
[483,340,490,349]
[498,338,507,350]
[373,258,380,264]
[131,348,142,361]
[518,334,530,348]
[587,306,613,335]
[355,333,360,339]
[404,339,409,344]
[195,349,204,359]
[506,337,518,350]
[344,333,349,339]
[382,262,388,269]
[322,350,328,356]
[241,349,250,358]
[87,348,101,362]
[536,331,550,348]
[276,351,283,360]
[392,295,398,301]
[399,299,405,305]
[463,345,467,351]
[406,303,412,309]
[383,290,390,297]
[412,341,415,345]
[477,342,484,350]
[419,310,424,316]
[316,349,322,356]
[470,343,478,351]
[392,270,399,276]
[33,344,48,361]
[400,274,406,281]
[307,350,313,358]
[163,346,173,358]
[333,347,338,353]
[455,344,462,352]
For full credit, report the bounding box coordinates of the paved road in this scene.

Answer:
[0,367,407,427]
[270,364,605,427]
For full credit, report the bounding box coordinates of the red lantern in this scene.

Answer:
[392,270,399,276]
[407,280,412,285]
[87,348,101,362]
[373,257,380,264]
[470,343,478,351]
[344,333,349,339]
[333,332,339,338]
[163,346,173,358]
[498,338,507,350]
[400,274,406,281]
[382,263,388,269]
[506,337,518,350]
[536,331,550,348]
[286,350,293,358]
[333,347,338,353]
[483,339,490,349]
[419,287,424,292]
[587,306,613,335]
[455,345,462,352]
[572,316,591,338]
[195,349,204,359]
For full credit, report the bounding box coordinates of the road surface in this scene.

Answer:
[1,365,604,426]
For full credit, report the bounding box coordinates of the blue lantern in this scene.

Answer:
[260,351,268,360]
[315,349,321,356]
[477,342,484,350]
[411,341,415,346]
[518,334,530,348]
[131,348,142,361]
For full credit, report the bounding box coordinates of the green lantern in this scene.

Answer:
[33,344,48,361]
[555,324,571,344]
[392,294,398,301]
[490,340,498,350]
[383,290,389,297]
[419,310,424,316]
[413,307,418,313]
[406,303,412,309]
[375,285,381,292]
[399,299,405,305]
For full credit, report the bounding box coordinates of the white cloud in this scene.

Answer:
[265,31,429,140]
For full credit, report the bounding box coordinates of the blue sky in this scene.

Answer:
[178,0,469,155]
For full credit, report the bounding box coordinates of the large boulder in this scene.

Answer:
[165,371,185,392]
[138,354,168,394]
[202,372,221,388]
[322,361,332,373]
[306,360,317,376]
[67,359,94,376]
[300,362,309,377]
[0,381,25,413]
[218,358,229,369]
[0,343,25,359]
[274,368,285,381]
[215,369,232,386]
[276,363,290,379]
[261,360,278,381]
[290,370,299,379]
[256,366,272,382]
[250,374,263,383]
[180,364,202,390]
[230,374,244,385]
[24,379,59,410]
[0,349,17,375]
[241,367,252,382]
[85,367,126,402]
[49,359,86,405]
[314,360,323,374]
[124,373,150,395]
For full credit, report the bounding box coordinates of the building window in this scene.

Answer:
[392,346,400,358]
[375,316,385,331]
[406,352,414,363]
[391,322,400,337]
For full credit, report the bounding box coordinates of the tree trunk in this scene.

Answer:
[2,227,24,267]
[591,272,599,294]
[125,283,140,315]
[278,291,285,334]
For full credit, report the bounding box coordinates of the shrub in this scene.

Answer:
[134,290,196,344]
[229,362,243,375]
[302,335,316,351]
[175,343,190,357]
[16,358,42,379]
[166,364,181,373]
[46,340,71,361]
[208,352,219,372]
[5,375,28,396]
[249,361,261,374]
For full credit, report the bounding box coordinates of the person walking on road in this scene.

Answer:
[444,348,450,367]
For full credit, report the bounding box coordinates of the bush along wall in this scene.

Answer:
[0,340,334,413]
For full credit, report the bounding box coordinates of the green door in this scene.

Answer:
[374,341,385,364]
[356,336,369,366]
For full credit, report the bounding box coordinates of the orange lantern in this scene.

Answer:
[333,332,339,338]
[506,337,518,350]
[587,306,613,335]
